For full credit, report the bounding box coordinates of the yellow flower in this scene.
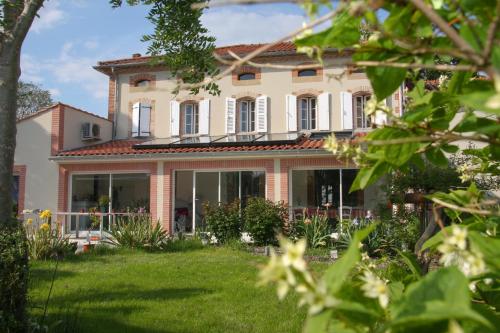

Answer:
[39,209,52,220]
[26,218,33,225]
[40,223,50,231]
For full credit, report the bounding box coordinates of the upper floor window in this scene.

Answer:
[183,103,199,135]
[239,99,256,133]
[238,73,256,81]
[298,96,317,131]
[135,79,151,87]
[298,69,317,77]
[354,94,371,129]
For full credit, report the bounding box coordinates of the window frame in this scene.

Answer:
[238,99,256,133]
[238,73,256,81]
[353,93,372,129]
[297,69,318,77]
[134,79,151,87]
[298,96,318,131]
[183,102,200,136]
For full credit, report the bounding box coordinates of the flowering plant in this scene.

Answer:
[260,219,498,332]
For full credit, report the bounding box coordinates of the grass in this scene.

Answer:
[29,242,327,333]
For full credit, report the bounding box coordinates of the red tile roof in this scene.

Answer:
[96,42,297,67]
[56,136,327,157]
[17,102,110,123]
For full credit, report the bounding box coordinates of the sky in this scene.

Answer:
[22,0,307,117]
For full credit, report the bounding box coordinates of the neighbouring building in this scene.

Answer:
[14,42,404,235]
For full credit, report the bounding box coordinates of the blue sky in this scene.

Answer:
[22,0,306,117]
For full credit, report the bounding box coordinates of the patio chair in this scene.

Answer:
[341,206,353,220]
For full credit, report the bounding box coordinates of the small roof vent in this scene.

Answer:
[132,53,142,58]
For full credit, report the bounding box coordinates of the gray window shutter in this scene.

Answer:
[286,94,297,132]
[225,97,236,134]
[318,92,331,131]
[340,92,353,130]
[170,100,180,136]
[199,99,210,135]
[256,95,268,133]
[132,102,140,137]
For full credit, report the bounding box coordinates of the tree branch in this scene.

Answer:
[483,0,500,61]
[410,0,484,66]
[180,4,346,91]
[432,197,499,217]
[10,0,44,49]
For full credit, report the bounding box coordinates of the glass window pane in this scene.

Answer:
[342,169,364,208]
[175,171,194,233]
[71,174,110,231]
[12,176,19,214]
[220,172,239,204]
[291,170,340,209]
[195,172,219,229]
[240,171,265,208]
[111,173,150,213]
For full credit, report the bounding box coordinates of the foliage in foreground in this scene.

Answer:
[107,214,169,250]
[258,1,500,332]
[0,224,29,333]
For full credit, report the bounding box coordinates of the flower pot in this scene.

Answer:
[201,239,208,246]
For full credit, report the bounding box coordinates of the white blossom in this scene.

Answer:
[360,270,389,308]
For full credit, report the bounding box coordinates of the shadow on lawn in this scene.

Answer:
[50,286,212,304]
[36,287,212,332]
[41,304,180,333]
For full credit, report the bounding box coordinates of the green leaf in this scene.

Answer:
[459,91,500,115]
[366,66,407,101]
[421,226,452,252]
[392,267,494,330]
[324,224,377,294]
[468,231,500,274]
[303,309,332,333]
[350,161,390,192]
[425,148,449,167]
[397,250,422,277]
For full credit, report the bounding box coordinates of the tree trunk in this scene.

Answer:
[0,44,20,226]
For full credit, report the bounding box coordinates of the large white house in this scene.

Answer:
[14,42,402,234]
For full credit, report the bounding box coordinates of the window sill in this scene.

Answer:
[232,79,261,86]
[292,76,323,83]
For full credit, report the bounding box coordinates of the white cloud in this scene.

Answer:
[84,40,99,50]
[202,8,304,46]
[49,88,61,97]
[31,0,65,33]
[21,41,108,103]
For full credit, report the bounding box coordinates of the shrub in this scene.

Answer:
[203,200,241,244]
[243,198,287,245]
[0,224,29,332]
[295,211,332,248]
[107,214,169,251]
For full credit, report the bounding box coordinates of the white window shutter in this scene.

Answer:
[225,97,236,134]
[139,103,151,136]
[256,95,268,133]
[132,102,140,137]
[318,92,331,131]
[340,92,353,130]
[170,100,180,136]
[199,99,210,135]
[286,94,297,132]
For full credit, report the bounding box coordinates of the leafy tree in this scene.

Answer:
[17,81,53,119]
[110,0,219,95]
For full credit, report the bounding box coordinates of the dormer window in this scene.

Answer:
[298,69,317,77]
[183,103,199,135]
[135,79,151,87]
[238,73,256,81]
[239,99,256,133]
[298,96,317,131]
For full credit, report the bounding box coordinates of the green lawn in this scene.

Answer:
[29,245,325,333]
